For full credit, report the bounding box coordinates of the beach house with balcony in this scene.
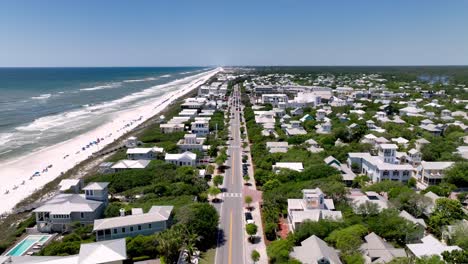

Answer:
[33,182,109,233]
[93,206,173,241]
[287,188,342,231]
[191,119,209,136]
[177,133,207,152]
[418,161,455,185]
[347,144,413,183]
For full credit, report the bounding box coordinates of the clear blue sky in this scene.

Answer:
[1,0,467,66]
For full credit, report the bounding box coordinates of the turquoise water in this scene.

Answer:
[0,67,211,162]
[5,235,51,256]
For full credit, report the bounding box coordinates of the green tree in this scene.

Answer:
[213,175,224,187]
[246,223,258,242]
[442,250,468,264]
[444,162,468,187]
[326,224,367,254]
[355,201,380,216]
[251,250,260,264]
[429,198,465,236]
[415,255,445,264]
[244,195,253,209]
[343,252,365,264]
[155,228,183,263]
[126,235,158,259]
[175,203,219,249]
[267,239,293,263]
[352,175,370,188]
[207,186,221,201]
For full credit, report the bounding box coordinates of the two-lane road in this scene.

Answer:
[215,85,245,264]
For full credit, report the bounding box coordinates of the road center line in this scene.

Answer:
[228,210,233,264]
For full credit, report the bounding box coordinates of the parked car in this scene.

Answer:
[245,212,254,224]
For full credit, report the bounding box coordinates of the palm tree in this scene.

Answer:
[156,228,183,263]
[183,228,202,262]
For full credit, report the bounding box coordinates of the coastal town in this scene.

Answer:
[0,67,467,264]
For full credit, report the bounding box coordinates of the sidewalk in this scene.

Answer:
[240,107,268,264]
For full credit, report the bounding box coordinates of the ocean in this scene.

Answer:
[0,67,211,162]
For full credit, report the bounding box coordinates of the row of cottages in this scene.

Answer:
[287,188,342,231]
[93,206,173,241]
[0,239,127,264]
[288,210,459,262]
[33,182,109,233]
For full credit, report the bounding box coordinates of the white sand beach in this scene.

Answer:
[0,68,221,215]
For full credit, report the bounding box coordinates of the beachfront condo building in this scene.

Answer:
[93,206,173,241]
[33,182,109,233]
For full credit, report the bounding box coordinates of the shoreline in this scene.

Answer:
[0,67,221,215]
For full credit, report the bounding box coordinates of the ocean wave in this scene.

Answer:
[123,77,158,83]
[14,69,213,134]
[80,82,122,91]
[31,94,52,100]
[161,74,172,78]
[0,133,14,145]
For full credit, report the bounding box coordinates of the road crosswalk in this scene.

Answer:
[222,192,242,198]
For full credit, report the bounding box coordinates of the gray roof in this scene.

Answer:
[78,238,127,264]
[111,159,151,169]
[290,235,342,264]
[399,210,427,228]
[93,206,173,231]
[83,182,109,191]
[33,194,102,214]
[361,232,407,263]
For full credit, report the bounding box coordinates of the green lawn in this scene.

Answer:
[199,248,216,264]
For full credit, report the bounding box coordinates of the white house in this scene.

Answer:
[1,239,127,264]
[348,144,413,183]
[287,189,342,231]
[415,138,430,151]
[407,148,422,165]
[399,106,424,117]
[177,134,207,152]
[111,160,151,172]
[165,151,197,166]
[361,232,407,263]
[266,142,289,153]
[316,121,332,134]
[273,162,304,173]
[191,120,210,136]
[126,147,164,160]
[160,123,184,134]
[290,235,342,264]
[284,121,307,136]
[406,235,461,259]
[316,109,327,121]
[94,206,173,241]
[33,182,109,233]
[261,94,288,107]
[418,161,455,185]
[348,190,389,213]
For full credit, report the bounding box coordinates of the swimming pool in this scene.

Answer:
[4,235,52,256]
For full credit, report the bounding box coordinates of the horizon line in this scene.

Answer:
[1,64,468,68]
